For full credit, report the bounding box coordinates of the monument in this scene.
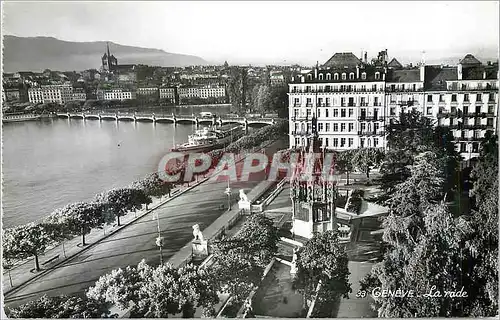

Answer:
[238,189,251,212]
[290,113,337,239]
[191,224,208,261]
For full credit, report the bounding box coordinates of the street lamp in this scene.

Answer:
[153,212,164,265]
[224,179,232,211]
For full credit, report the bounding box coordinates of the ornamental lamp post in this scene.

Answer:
[153,212,164,265]
[224,180,232,211]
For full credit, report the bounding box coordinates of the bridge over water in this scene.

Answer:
[56,112,277,128]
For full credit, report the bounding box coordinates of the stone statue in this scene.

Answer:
[239,189,249,203]
[192,224,204,242]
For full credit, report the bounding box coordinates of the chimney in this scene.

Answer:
[457,64,463,80]
[420,64,425,82]
[364,52,368,64]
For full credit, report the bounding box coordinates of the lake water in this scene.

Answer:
[2,106,232,228]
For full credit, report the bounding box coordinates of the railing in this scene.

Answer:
[385,88,424,93]
[358,130,385,136]
[448,85,498,91]
[291,130,310,136]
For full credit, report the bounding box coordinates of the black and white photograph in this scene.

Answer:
[1,1,499,318]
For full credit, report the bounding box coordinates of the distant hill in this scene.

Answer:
[2,35,208,73]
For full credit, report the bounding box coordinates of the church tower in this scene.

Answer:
[101,42,118,72]
[290,111,337,239]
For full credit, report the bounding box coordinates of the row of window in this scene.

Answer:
[291,84,384,93]
[293,96,382,106]
[427,93,496,103]
[294,137,381,148]
[293,108,381,118]
[306,72,382,81]
[295,122,381,133]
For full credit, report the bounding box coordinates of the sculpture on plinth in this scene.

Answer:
[191,224,208,261]
[192,224,204,242]
[238,189,251,212]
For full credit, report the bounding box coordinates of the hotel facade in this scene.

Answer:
[288,52,498,160]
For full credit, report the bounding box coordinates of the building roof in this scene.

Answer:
[322,52,361,68]
[459,54,482,66]
[462,65,499,80]
[387,58,403,69]
[424,66,457,90]
[386,69,420,82]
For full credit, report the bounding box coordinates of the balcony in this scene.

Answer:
[291,130,310,136]
[359,102,369,107]
[448,85,498,92]
[358,116,385,121]
[358,130,385,136]
[385,88,424,93]
[292,115,310,121]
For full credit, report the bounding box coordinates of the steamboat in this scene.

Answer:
[171,124,244,153]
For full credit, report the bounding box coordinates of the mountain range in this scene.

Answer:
[2,35,208,73]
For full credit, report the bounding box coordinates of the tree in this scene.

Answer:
[46,202,106,246]
[361,202,471,317]
[378,149,413,198]
[210,241,264,301]
[382,151,446,248]
[7,295,112,318]
[131,173,172,198]
[256,84,271,113]
[235,213,280,266]
[95,188,151,226]
[268,84,288,118]
[294,230,351,317]
[3,223,53,271]
[459,133,499,316]
[351,148,385,179]
[209,214,280,301]
[335,150,354,184]
[88,260,219,318]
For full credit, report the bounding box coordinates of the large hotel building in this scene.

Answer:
[288,51,498,160]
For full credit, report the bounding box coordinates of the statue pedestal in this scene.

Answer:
[192,240,208,261]
[238,200,251,212]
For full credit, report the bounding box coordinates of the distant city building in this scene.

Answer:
[199,85,226,99]
[270,71,285,86]
[103,89,135,101]
[288,51,498,160]
[178,86,200,99]
[137,87,159,97]
[2,88,21,102]
[159,87,176,102]
[72,88,87,101]
[28,84,73,104]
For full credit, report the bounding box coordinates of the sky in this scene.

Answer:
[2,1,499,65]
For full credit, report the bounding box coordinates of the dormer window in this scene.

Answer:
[334,73,339,80]
[319,74,324,80]
[326,73,331,80]
[361,72,367,80]
[307,74,312,81]
[375,72,380,80]
[342,73,347,80]
[349,73,355,80]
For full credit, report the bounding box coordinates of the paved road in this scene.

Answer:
[4,141,286,308]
